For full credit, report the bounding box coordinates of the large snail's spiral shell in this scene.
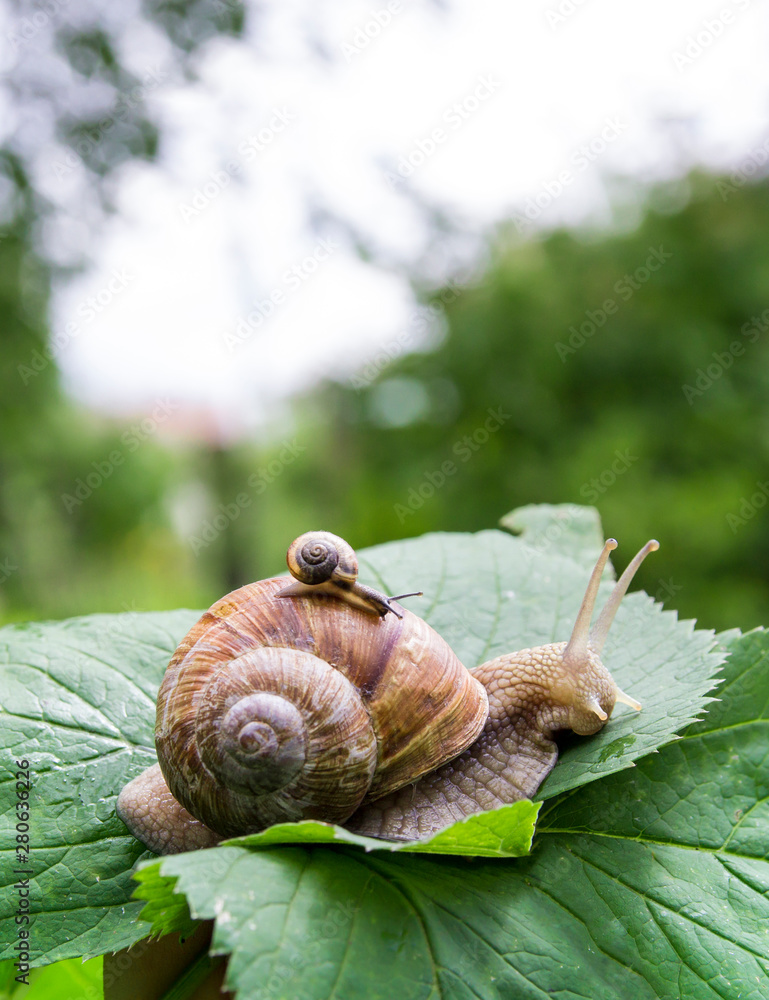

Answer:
[166,646,377,836]
[156,575,488,837]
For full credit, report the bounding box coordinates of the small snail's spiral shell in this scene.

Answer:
[286,531,357,587]
[155,575,488,837]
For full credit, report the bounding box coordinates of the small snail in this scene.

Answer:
[277,530,422,618]
[117,531,657,853]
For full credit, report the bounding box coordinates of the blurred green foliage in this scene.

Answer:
[3,170,769,633]
[2,1,769,633]
[262,172,769,633]
[0,0,246,624]
[0,175,769,628]
[0,956,101,999]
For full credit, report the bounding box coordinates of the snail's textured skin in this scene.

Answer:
[118,575,488,846]
[116,764,221,855]
[346,643,616,840]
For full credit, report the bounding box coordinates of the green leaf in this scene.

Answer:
[538,627,769,850]
[0,956,103,1000]
[0,506,724,971]
[226,799,540,858]
[134,629,769,1000]
[500,500,607,564]
[0,610,198,964]
[137,846,441,1000]
[529,627,769,997]
[129,858,198,941]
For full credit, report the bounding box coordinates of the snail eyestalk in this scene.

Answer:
[562,538,618,670]
[589,539,660,655]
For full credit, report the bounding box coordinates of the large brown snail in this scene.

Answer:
[117,530,657,854]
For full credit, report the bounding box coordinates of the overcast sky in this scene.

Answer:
[37,0,769,439]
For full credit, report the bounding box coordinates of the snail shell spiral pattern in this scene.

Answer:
[285,530,357,587]
[155,575,489,837]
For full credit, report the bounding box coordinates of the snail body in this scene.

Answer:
[117,533,487,853]
[117,532,657,854]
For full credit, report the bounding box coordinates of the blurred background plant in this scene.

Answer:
[1,0,768,645]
